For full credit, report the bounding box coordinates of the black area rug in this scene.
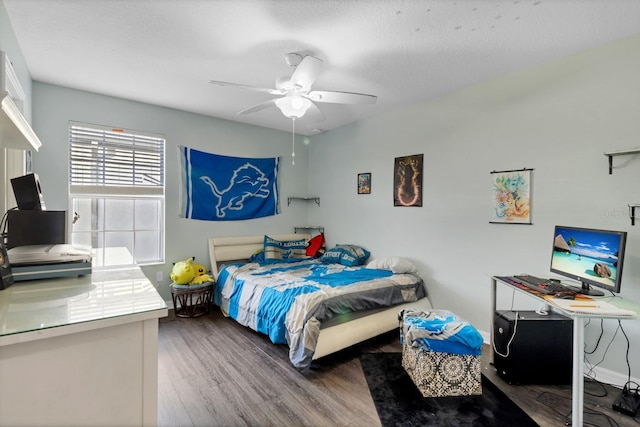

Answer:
[360,352,538,427]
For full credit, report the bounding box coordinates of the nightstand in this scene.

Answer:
[170,282,213,318]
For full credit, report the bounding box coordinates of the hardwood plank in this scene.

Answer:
[159,309,640,427]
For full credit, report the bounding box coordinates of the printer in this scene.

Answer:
[2,174,93,282]
[7,244,93,282]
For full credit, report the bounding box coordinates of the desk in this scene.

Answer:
[490,276,639,426]
[0,267,167,426]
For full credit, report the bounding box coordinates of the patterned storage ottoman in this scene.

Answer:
[400,309,483,397]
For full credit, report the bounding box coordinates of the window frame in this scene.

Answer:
[68,121,165,268]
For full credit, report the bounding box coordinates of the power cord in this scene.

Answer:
[492,310,519,358]
[584,318,605,356]
[582,317,639,417]
[0,207,18,244]
[535,303,548,316]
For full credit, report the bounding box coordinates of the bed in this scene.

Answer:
[208,233,433,368]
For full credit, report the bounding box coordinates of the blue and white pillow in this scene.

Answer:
[320,244,370,266]
[263,235,309,263]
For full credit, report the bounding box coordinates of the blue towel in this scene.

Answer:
[401,309,483,356]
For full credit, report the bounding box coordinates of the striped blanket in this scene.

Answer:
[215,260,427,368]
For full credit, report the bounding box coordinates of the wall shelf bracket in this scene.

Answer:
[294,226,324,234]
[629,204,640,226]
[288,197,320,207]
[604,148,640,175]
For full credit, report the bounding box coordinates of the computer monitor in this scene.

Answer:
[550,225,627,296]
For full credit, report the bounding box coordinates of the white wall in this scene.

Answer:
[307,35,640,382]
[30,83,310,301]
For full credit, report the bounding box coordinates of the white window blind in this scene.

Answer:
[69,122,164,196]
[69,122,165,267]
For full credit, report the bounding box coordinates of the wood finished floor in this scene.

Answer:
[158,310,639,426]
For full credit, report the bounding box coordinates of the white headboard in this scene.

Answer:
[208,233,310,279]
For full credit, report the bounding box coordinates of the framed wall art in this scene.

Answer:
[393,154,423,207]
[358,172,371,194]
[490,168,533,224]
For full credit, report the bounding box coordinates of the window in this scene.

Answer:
[69,122,165,267]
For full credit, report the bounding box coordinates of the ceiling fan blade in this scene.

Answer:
[209,80,285,95]
[304,102,326,122]
[237,99,277,115]
[290,56,323,91]
[307,90,377,105]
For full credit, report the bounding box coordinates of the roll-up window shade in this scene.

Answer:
[69,123,165,196]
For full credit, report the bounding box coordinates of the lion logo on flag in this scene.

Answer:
[200,163,271,218]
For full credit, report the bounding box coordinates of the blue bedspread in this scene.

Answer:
[400,309,483,356]
[215,260,427,368]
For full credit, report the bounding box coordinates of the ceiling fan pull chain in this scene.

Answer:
[291,118,296,165]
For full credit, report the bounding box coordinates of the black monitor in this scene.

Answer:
[10,173,46,210]
[550,225,627,296]
[6,210,67,250]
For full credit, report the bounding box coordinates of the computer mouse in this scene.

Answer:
[554,293,575,300]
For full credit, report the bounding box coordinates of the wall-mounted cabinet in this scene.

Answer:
[0,91,41,152]
[1,51,41,152]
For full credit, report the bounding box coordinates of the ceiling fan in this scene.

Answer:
[209,53,377,121]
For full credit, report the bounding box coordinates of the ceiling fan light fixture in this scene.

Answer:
[275,95,312,119]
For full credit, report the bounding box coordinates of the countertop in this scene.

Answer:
[0,267,167,345]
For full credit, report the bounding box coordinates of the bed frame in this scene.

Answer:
[208,233,433,361]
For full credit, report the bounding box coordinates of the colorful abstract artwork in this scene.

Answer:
[394,154,423,207]
[490,169,532,224]
[358,173,371,194]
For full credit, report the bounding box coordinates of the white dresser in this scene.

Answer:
[0,267,167,426]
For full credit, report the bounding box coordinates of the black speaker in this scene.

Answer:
[10,173,46,210]
[493,310,573,384]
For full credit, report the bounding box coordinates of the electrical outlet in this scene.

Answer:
[156,271,163,283]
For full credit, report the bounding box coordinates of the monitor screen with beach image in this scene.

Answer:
[550,225,627,296]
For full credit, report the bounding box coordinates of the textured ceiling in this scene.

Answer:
[4,0,640,135]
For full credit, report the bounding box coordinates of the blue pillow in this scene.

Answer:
[320,244,370,266]
[249,250,265,264]
[263,235,309,263]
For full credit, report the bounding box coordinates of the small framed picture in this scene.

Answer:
[490,168,532,224]
[358,173,371,194]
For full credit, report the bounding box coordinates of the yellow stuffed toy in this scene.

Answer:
[170,257,214,286]
[190,261,214,284]
[170,257,196,285]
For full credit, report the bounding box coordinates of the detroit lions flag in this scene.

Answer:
[179,146,280,221]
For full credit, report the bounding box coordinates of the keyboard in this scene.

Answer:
[510,275,574,295]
